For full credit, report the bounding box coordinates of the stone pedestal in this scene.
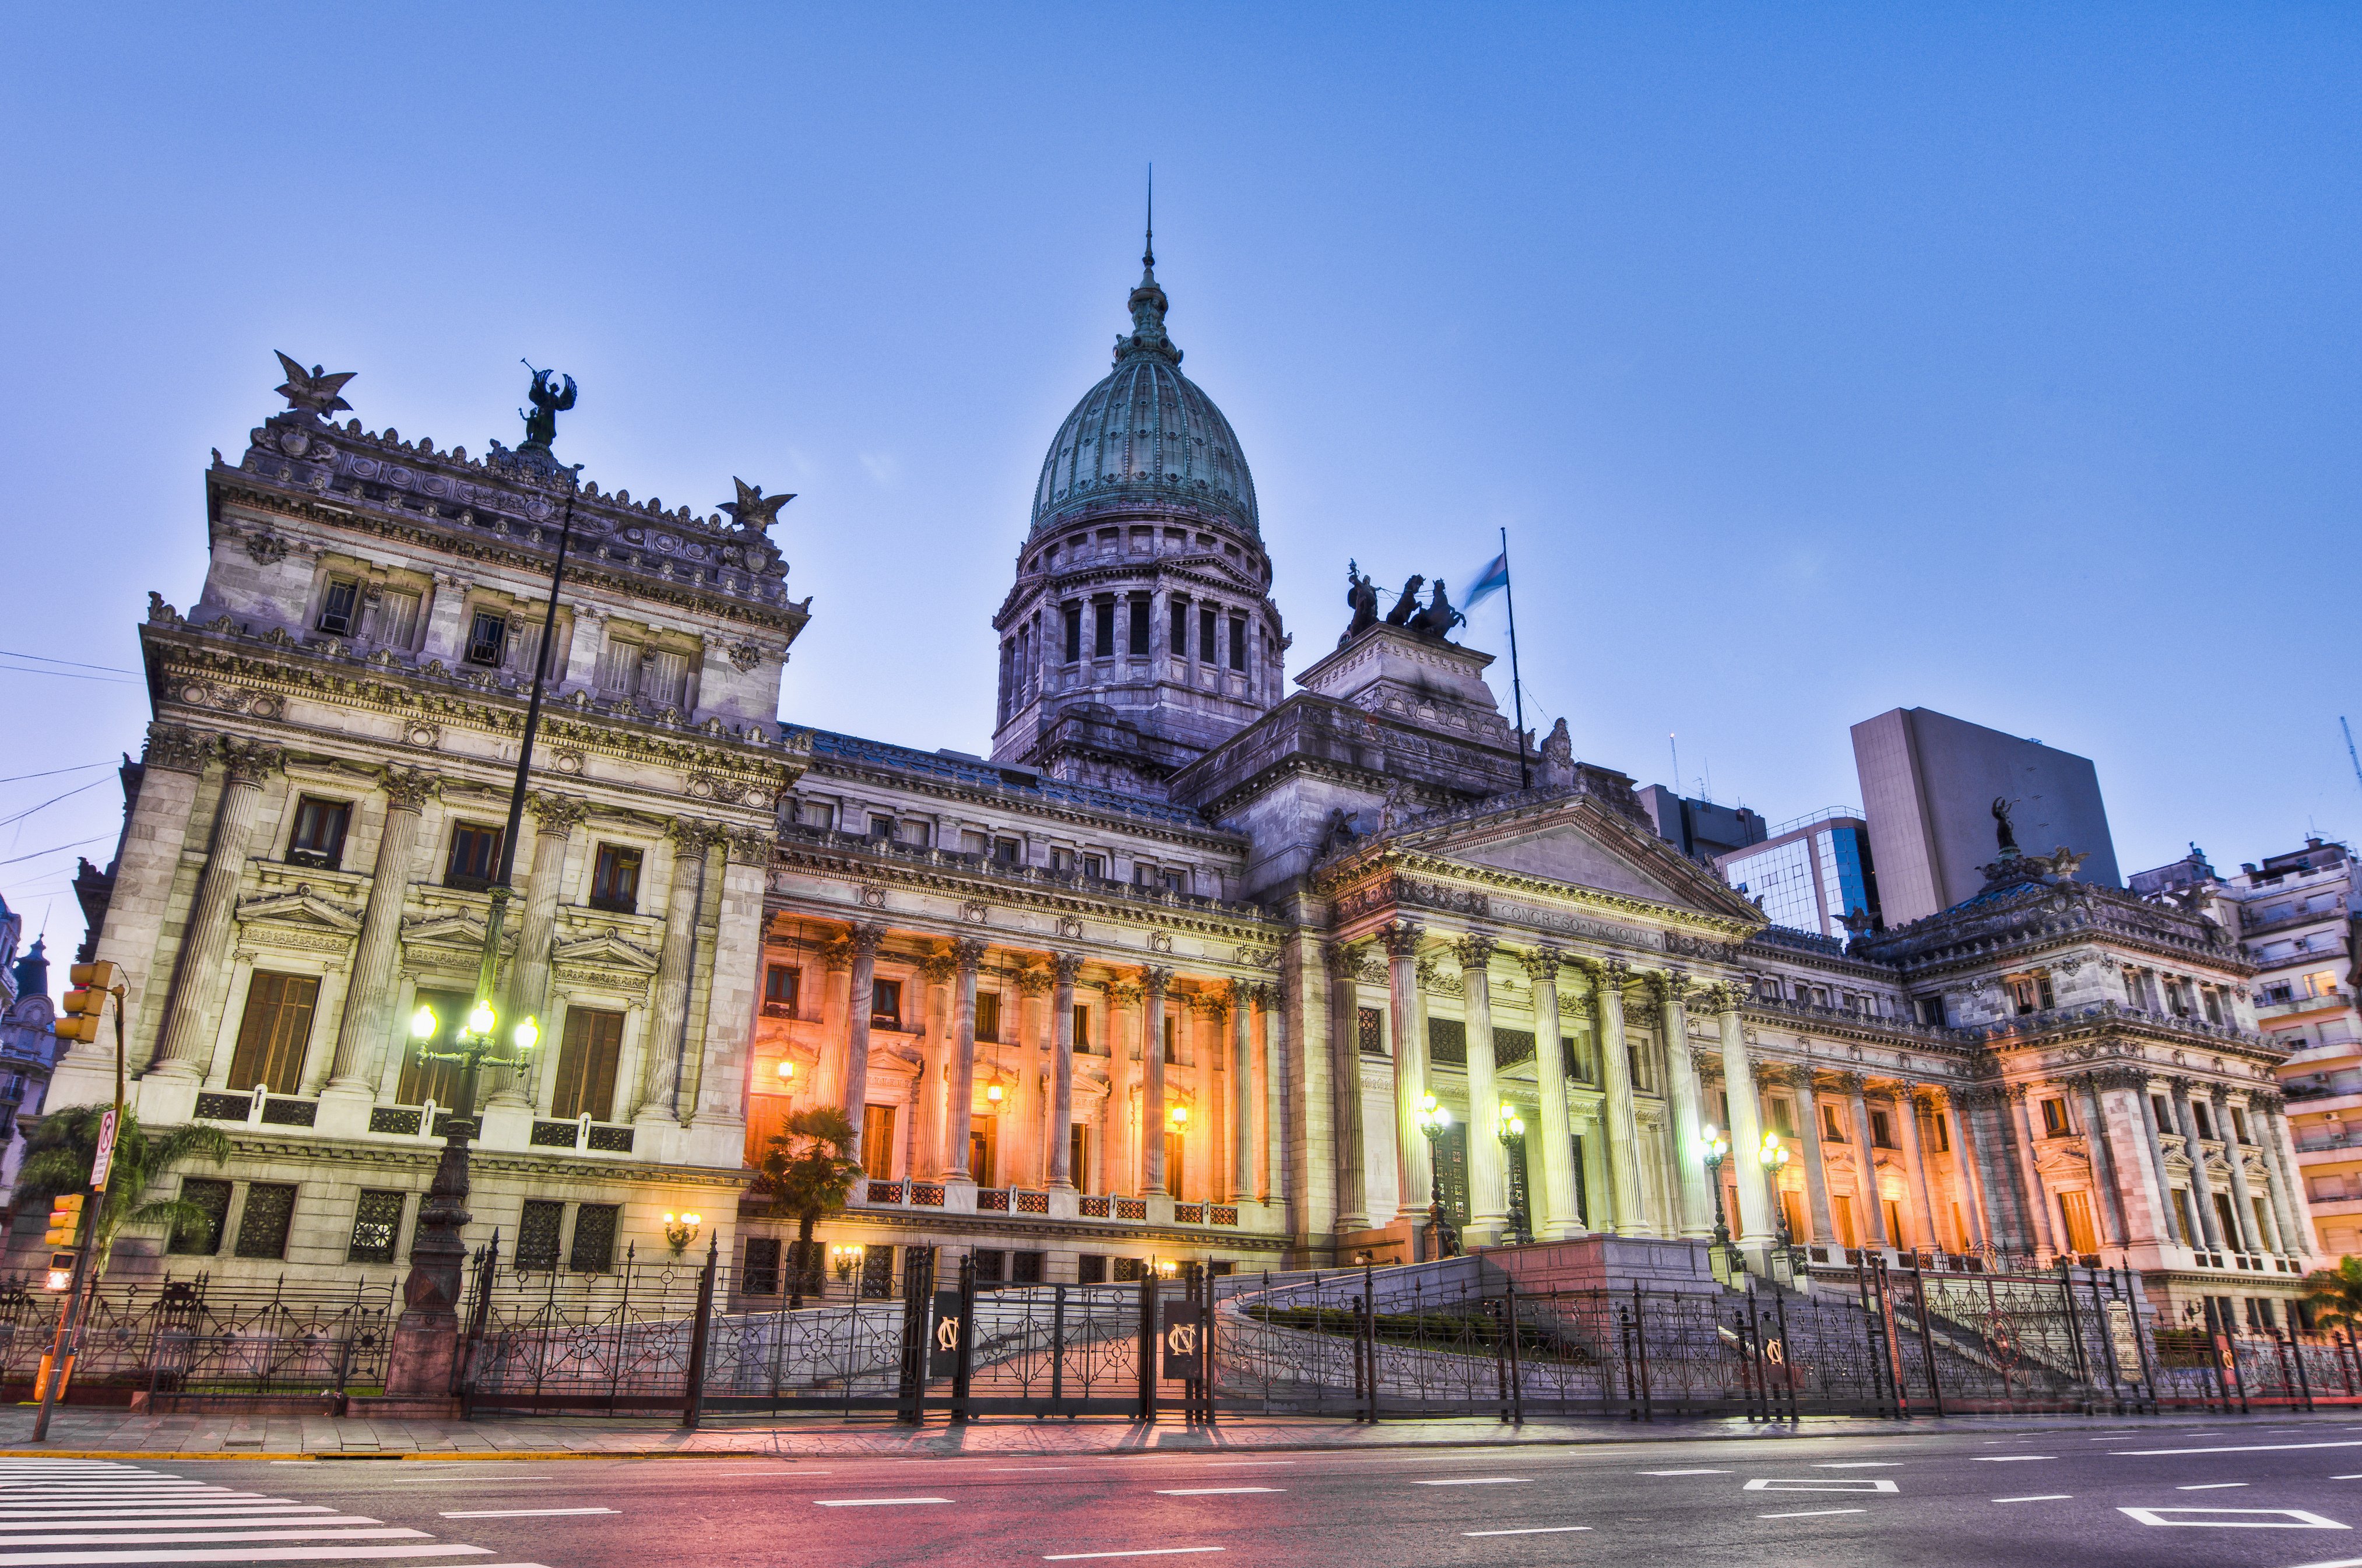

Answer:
[313,1086,374,1140]
[384,1314,458,1398]
[1047,1187,1081,1221]
[942,1177,979,1215]
[474,1101,532,1151]
[1145,1193,1176,1226]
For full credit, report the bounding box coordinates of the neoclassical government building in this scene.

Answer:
[41,242,2318,1321]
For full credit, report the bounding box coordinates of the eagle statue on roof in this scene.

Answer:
[273,351,357,418]
[720,477,795,533]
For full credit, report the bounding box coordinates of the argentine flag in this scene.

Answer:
[1464,549,1510,611]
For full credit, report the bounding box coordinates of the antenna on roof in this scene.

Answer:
[1144,163,1155,272]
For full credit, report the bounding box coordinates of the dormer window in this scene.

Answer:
[1914,995,1946,1026]
[317,576,360,637]
[465,610,508,667]
[2008,973,2055,1015]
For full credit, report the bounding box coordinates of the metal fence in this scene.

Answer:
[0,1274,393,1406]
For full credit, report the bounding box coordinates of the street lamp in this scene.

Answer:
[1696,1121,1732,1247]
[1496,1101,1530,1245]
[389,375,585,1395]
[1759,1131,1794,1252]
[1415,1092,1458,1259]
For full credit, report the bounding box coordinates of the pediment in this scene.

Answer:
[551,930,660,973]
[2033,1142,2093,1179]
[1393,793,1765,927]
[402,912,490,949]
[235,887,361,933]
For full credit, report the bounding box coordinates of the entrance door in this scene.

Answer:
[1883,1198,1907,1249]
[1505,1135,1532,1236]
[862,1104,897,1180]
[971,1124,997,1188]
[1435,1121,1470,1225]
[1070,1123,1088,1190]
[1164,1131,1185,1197]
[2058,1190,2099,1255]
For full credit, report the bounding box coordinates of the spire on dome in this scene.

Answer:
[1117,166,1179,365]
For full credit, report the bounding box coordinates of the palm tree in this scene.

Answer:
[2301,1256,2362,1334]
[16,1106,232,1278]
[749,1106,864,1309]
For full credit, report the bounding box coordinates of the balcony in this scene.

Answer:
[2255,989,2354,1022]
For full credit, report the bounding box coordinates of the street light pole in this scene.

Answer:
[1415,1092,1458,1260]
[1496,1101,1529,1246]
[386,377,581,1397]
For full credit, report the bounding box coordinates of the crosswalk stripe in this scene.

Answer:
[0,1509,338,1520]
[0,1546,492,1565]
[0,1532,430,1547]
[0,1518,384,1532]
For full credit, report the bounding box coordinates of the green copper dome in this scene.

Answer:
[1029,249,1259,540]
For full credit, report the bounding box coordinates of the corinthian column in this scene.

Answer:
[1229,978,1255,1203]
[634,820,714,1123]
[153,739,282,1077]
[838,922,887,1165]
[491,792,583,1110]
[2213,1089,2265,1253]
[1143,968,1171,1194]
[2005,1084,2057,1256]
[1102,977,1141,1195]
[1524,949,1580,1240]
[1380,921,1429,1225]
[917,950,957,1177]
[326,768,435,1093]
[1454,934,1505,1244]
[1714,987,1773,1256]
[944,938,987,1184]
[1049,954,1083,1190]
[1326,945,1368,1230]
[1593,958,1647,1235]
[1659,972,1711,1239]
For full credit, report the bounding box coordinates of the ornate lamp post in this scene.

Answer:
[1759,1131,1794,1277]
[1697,1121,1732,1249]
[1415,1092,1457,1259]
[386,368,581,1397]
[1496,1101,1530,1246]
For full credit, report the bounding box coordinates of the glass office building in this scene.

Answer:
[1718,809,1883,940]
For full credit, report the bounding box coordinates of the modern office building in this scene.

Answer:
[1637,786,1766,863]
[1851,706,2121,926]
[1714,808,1881,941]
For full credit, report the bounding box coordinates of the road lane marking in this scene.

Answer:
[1195,1462,1294,1468]
[0,1551,494,1564]
[2336,1476,2362,1481]
[1744,1479,1899,1493]
[1973,1456,2052,1462]
[1640,1469,1730,1475]
[2118,1507,2349,1529]
[1813,1462,1899,1469]
[1152,1489,1284,1497]
[1043,1552,1224,1562]
[1464,1527,1594,1537]
[1759,1508,1867,1518]
[988,1468,1077,1474]
[2115,1442,2362,1456]
[1413,1478,1530,1486]
[813,1498,951,1507]
[438,1509,620,1518]
[2178,1483,2249,1491]
[0,1531,430,1547]
[0,1518,381,1531]
[1995,1496,2072,1503]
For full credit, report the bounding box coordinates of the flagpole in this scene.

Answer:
[1499,526,1530,790]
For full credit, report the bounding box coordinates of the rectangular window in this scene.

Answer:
[1094,602,1115,658]
[2231,1108,2251,1144]
[645,647,690,709]
[2203,990,2224,1024]
[1073,1004,1092,1052]
[993,837,1021,865]
[1770,1098,1796,1136]
[800,800,836,831]
[975,990,1001,1043]
[589,843,643,913]
[1932,1111,1950,1152]
[2058,1190,2099,1255]
[765,964,801,1015]
[1358,1006,1384,1056]
[226,971,319,1094]
[1081,853,1105,880]
[1070,1122,1087,1180]
[2041,1098,2069,1137]
[1870,1109,1896,1149]
[1129,598,1150,655]
[973,1249,1007,1285]
[863,1104,897,1180]
[570,1203,620,1272]
[515,1200,564,1271]
[1915,995,1946,1026]
[372,586,422,649]
[597,634,642,696]
[1820,1103,1846,1144]
[317,576,360,636]
[233,1183,298,1260]
[743,1236,782,1295]
[445,822,504,890]
[1063,603,1081,663]
[871,979,902,1028]
[1078,1253,1108,1285]
[1161,868,1189,894]
[1013,1250,1045,1284]
[1170,600,1189,656]
[347,1191,406,1264]
[551,1007,625,1122]
[1164,1012,1177,1064]
[398,987,474,1108]
[1229,615,1247,671]
[286,796,350,869]
[1200,606,1217,662]
[1113,1256,1146,1282]
[170,1178,233,1256]
[465,609,509,667]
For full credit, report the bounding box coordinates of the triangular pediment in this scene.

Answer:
[1389,792,1766,927]
[402,912,490,948]
[552,930,660,973]
[235,887,362,933]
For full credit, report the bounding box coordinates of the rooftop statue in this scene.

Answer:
[518,362,577,457]
[720,478,795,533]
[1341,560,1380,645]
[273,352,357,419]
[1992,795,2019,856]
[1384,574,1425,627]
[1407,579,1465,641]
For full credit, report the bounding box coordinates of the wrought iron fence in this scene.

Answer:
[0,1274,392,1405]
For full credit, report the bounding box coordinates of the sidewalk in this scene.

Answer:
[0,1405,2342,1461]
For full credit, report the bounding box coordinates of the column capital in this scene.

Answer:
[1226,976,1254,1007]
[1910,1085,1948,1112]
[1377,920,1425,958]
[1141,966,1172,997]
[1325,943,1364,981]
[1707,980,1745,1016]
[724,827,776,865]
[919,950,959,985]
[667,815,722,850]
[2002,1080,2033,1105]
[143,722,210,775]
[1518,946,1563,983]
[381,766,439,812]
[1833,1070,1868,1095]
[1647,967,1691,1002]
[1105,977,1144,1007]
[524,791,588,834]
[1601,955,1631,983]
[850,922,887,960]
[1052,952,1087,986]
[1450,932,1497,970]
[221,737,284,785]
[952,936,990,972]
[1193,987,1231,1021]
[1014,964,1052,997]
[818,933,854,972]
[2251,1088,2286,1115]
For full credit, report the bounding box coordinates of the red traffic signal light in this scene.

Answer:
[57,963,119,1045]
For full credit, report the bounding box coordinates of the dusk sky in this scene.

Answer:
[3,5,2356,959]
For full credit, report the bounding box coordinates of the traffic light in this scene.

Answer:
[43,1194,83,1249]
[57,962,118,1045]
[43,1254,75,1292]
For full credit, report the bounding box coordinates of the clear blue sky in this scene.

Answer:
[3,5,2357,964]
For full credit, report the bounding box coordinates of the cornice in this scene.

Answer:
[796,753,1241,852]
[1320,848,1759,948]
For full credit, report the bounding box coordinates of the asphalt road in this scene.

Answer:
[16,1418,2362,1567]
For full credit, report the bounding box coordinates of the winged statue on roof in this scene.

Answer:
[273,351,357,418]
